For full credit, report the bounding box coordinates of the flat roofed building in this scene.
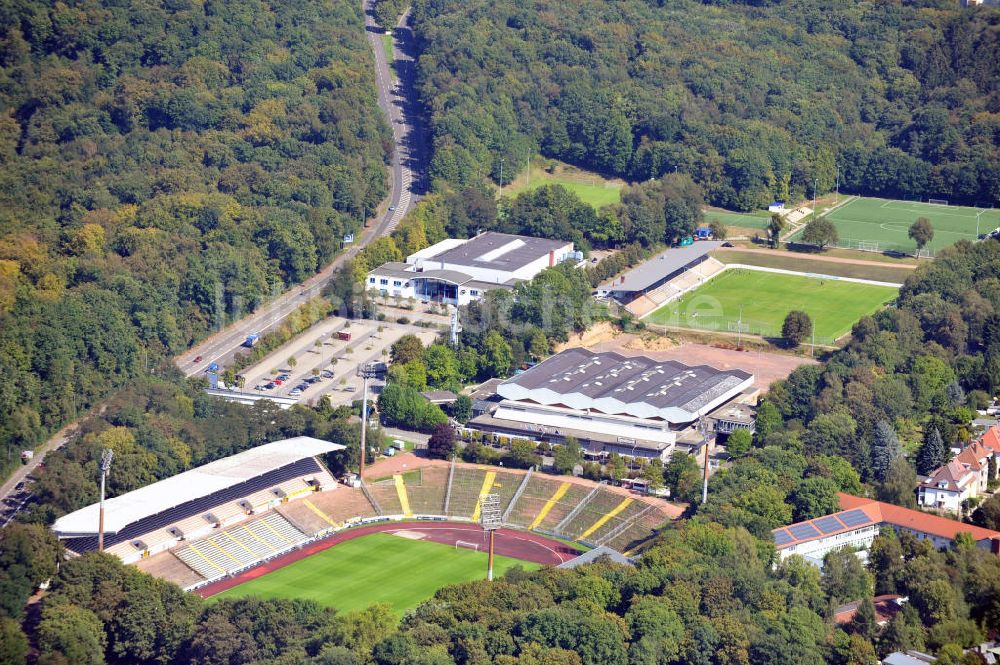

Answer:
[469,348,753,463]
[367,232,575,306]
[597,242,722,302]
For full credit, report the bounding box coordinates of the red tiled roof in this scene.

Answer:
[981,424,1000,455]
[955,440,991,471]
[834,594,905,625]
[919,459,976,492]
[837,493,1000,543]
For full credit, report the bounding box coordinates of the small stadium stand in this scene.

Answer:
[173,512,309,579]
[51,437,344,573]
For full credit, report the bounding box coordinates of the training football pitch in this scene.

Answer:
[211,533,539,615]
[794,197,1000,253]
[703,210,772,230]
[646,269,898,342]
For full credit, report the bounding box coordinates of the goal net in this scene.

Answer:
[858,240,879,253]
[455,540,480,552]
[927,199,949,206]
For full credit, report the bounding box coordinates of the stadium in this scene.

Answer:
[51,437,675,608]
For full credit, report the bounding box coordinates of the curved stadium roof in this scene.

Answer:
[52,437,344,537]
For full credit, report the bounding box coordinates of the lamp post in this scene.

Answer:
[98,448,114,552]
[356,362,386,481]
[479,493,502,581]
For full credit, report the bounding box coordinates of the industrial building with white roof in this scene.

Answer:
[468,348,755,462]
[366,231,576,306]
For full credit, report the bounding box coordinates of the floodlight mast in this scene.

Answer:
[479,493,502,581]
[98,448,114,552]
[356,362,386,481]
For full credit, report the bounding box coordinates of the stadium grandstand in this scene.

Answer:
[52,437,345,589]
[53,442,675,589]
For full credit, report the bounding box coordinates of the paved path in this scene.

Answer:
[0,3,428,515]
[175,0,427,380]
[716,246,917,270]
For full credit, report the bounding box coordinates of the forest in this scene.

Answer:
[0,0,391,474]
[410,0,1000,211]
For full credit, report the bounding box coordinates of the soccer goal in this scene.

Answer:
[927,198,949,206]
[455,540,480,552]
[858,240,879,253]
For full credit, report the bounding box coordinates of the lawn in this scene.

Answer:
[711,250,914,284]
[502,157,624,209]
[645,268,898,342]
[212,533,539,616]
[792,196,1000,253]
[703,209,772,231]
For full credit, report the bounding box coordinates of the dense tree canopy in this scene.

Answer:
[411,0,1000,210]
[0,0,390,473]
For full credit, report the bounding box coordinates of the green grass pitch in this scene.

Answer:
[796,197,1000,253]
[646,269,898,342]
[703,210,772,230]
[211,533,540,616]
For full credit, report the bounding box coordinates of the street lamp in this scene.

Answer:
[98,448,114,552]
[479,493,502,581]
[356,362,386,481]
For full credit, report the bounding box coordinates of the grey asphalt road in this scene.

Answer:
[0,4,428,514]
[175,0,426,380]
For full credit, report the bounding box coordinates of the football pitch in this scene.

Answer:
[796,197,999,253]
[703,210,772,230]
[211,533,539,616]
[646,269,898,342]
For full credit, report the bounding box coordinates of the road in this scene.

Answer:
[175,0,426,379]
[0,422,78,526]
[0,3,427,512]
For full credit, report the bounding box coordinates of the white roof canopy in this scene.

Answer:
[52,437,344,537]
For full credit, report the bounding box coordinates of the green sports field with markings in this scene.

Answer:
[703,210,772,230]
[646,268,898,342]
[793,197,999,253]
[211,533,538,616]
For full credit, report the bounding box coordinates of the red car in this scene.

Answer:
[193,355,203,363]
[274,379,283,385]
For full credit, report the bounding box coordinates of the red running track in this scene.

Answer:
[195,520,582,598]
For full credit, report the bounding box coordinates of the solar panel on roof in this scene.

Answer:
[838,509,871,528]
[787,523,821,540]
[773,530,794,546]
[813,515,844,534]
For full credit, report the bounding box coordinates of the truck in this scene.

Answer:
[336,331,352,341]
[243,333,260,348]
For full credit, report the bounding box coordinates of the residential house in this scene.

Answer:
[918,425,1000,514]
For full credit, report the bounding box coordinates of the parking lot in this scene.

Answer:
[234,317,442,407]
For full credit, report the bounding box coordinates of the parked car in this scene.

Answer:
[254,384,266,391]
[306,377,321,384]
[273,379,283,385]
[295,383,309,391]
[264,383,276,390]
[193,355,203,363]
[289,388,302,396]
[321,370,334,379]
[277,374,290,381]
